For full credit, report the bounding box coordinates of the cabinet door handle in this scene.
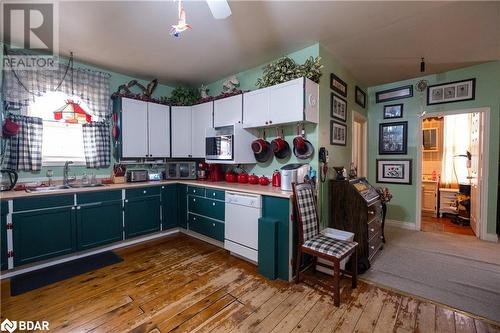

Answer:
[193,217,196,221]
[265,121,268,125]
[269,120,272,124]
[143,190,147,194]
[212,193,216,196]
[370,228,374,232]
[368,210,375,215]
[162,186,165,189]
[125,199,129,203]
[212,202,216,206]
[193,190,196,193]
[371,246,375,250]
[193,198,196,202]
[77,206,81,210]
[71,207,75,210]
[212,223,215,227]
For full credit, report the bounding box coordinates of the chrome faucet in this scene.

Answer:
[63,161,76,185]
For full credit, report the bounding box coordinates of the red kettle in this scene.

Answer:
[272,170,281,187]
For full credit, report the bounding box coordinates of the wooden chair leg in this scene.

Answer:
[333,259,340,306]
[295,248,301,284]
[351,248,357,289]
[312,256,318,273]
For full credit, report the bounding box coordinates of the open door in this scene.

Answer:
[352,112,367,177]
[469,112,482,237]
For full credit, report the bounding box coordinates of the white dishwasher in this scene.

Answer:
[224,191,262,263]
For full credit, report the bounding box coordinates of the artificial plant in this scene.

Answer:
[255,56,323,88]
[168,86,201,106]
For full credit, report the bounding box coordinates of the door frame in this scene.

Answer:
[415,107,490,240]
[352,111,368,177]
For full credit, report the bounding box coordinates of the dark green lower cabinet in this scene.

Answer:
[76,200,123,250]
[12,206,76,267]
[177,184,188,229]
[188,213,224,242]
[162,185,178,230]
[1,201,7,271]
[124,196,161,239]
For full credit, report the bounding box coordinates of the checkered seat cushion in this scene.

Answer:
[303,234,357,259]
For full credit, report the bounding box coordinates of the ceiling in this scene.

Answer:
[53,1,499,87]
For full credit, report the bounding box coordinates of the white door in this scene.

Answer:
[269,78,303,125]
[469,112,482,237]
[243,88,270,128]
[191,102,213,158]
[147,103,170,158]
[171,106,192,158]
[121,98,148,158]
[351,112,368,177]
[214,94,242,127]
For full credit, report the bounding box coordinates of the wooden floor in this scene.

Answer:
[1,234,499,333]
[421,215,475,236]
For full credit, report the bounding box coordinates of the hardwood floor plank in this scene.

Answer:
[270,289,322,333]
[415,301,436,333]
[352,287,386,333]
[475,319,500,333]
[394,296,419,333]
[436,306,456,333]
[289,296,335,333]
[372,293,402,333]
[333,285,373,333]
[455,312,477,333]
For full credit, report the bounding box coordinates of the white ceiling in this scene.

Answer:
[55,1,500,87]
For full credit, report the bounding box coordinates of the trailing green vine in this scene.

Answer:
[256,56,323,88]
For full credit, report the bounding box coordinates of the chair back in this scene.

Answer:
[292,182,320,244]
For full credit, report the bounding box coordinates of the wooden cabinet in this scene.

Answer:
[186,186,225,241]
[12,206,76,267]
[439,188,458,217]
[422,181,438,216]
[243,77,318,128]
[1,201,7,271]
[171,106,192,158]
[124,189,161,239]
[191,102,213,158]
[161,185,178,230]
[214,94,243,127]
[177,184,188,229]
[188,214,224,242]
[121,98,170,158]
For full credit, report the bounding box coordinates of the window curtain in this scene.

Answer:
[3,114,43,171]
[441,114,470,187]
[82,122,111,168]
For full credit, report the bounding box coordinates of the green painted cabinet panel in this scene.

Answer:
[187,186,205,197]
[258,217,278,279]
[125,186,161,199]
[262,196,290,281]
[12,207,76,267]
[1,201,7,271]
[77,190,122,204]
[13,194,74,212]
[76,200,123,251]
[124,196,161,238]
[188,213,224,242]
[205,189,225,201]
[161,185,178,230]
[177,184,188,229]
[188,195,225,221]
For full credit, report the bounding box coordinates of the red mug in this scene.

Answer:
[271,137,287,153]
[251,139,268,154]
[293,136,307,154]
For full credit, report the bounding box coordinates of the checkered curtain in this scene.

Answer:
[2,54,111,120]
[82,122,111,168]
[295,186,319,242]
[3,114,43,171]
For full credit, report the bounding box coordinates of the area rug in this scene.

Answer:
[362,226,500,323]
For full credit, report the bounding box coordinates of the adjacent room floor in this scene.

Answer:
[2,233,499,333]
[421,215,475,236]
[363,226,500,324]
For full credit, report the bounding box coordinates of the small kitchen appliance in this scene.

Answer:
[208,164,224,182]
[164,161,197,180]
[126,170,149,183]
[197,161,209,180]
[206,124,257,164]
[272,170,281,187]
[1,169,18,191]
[280,163,309,191]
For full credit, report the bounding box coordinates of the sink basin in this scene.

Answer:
[69,183,105,188]
[26,185,71,193]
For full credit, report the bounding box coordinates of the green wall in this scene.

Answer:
[206,44,321,177]
[367,61,500,235]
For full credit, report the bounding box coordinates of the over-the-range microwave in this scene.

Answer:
[164,161,196,180]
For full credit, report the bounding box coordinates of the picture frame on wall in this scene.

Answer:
[331,93,347,122]
[330,73,348,97]
[355,86,366,108]
[383,103,404,119]
[379,121,408,155]
[330,120,347,146]
[376,159,412,185]
[375,85,413,103]
[427,78,476,105]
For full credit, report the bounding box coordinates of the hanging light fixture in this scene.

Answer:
[170,0,192,38]
[420,57,426,73]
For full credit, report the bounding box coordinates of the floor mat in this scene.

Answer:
[10,251,123,296]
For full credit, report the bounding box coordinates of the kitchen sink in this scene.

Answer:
[26,185,71,193]
[69,183,105,188]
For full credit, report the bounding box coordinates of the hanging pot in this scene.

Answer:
[2,118,20,138]
[251,129,272,163]
[293,124,314,160]
[271,128,291,159]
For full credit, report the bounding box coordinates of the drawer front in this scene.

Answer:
[77,190,122,204]
[187,186,205,197]
[367,219,382,240]
[13,194,74,212]
[125,186,161,199]
[188,196,225,221]
[367,203,382,221]
[368,231,383,258]
[188,213,224,242]
[205,189,225,201]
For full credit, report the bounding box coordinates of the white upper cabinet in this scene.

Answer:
[171,106,192,158]
[243,87,270,128]
[191,102,213,158]
[121,98,149,158]
[214,94,243,127]
[147,102,170,158]
[243,77,319,128]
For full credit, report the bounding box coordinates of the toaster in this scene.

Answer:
[280,163,309,191]
[126,170,149,183]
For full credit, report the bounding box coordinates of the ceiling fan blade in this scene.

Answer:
[206,0,231,19]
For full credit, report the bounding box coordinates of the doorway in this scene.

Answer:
[352,111,367,177]
[418,109,487,238]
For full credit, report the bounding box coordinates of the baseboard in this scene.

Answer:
[483,233,499,242]
[385,219,417,230]
[180,229,225,248]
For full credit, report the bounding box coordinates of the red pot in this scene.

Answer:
[225,171,237,183]
[259,176,270,186]
[248,174,259,185]
[238,173,248,184]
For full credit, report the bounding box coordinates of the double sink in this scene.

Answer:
[26,183,105,193]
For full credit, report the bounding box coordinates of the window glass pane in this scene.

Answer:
[42,121,86,164]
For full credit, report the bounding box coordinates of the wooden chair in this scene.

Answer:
[292,182,358,306]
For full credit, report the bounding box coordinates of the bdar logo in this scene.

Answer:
[0,319,17,333]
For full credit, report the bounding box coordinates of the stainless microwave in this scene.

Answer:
[164,161,196,179]
[205,126,234,161]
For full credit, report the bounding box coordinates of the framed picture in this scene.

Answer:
[427,78,476,105]
[376,159,412,185]
[330,93,347,122]
[355,86,366,108]
[330,120,347,146]
[375,85,413,103]
[383,103,403,119]
[330,73,347,97]
[379,121,408,155]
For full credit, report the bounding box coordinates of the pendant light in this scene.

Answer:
[420,57,426,73]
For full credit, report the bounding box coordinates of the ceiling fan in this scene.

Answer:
[170,0,231,37]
